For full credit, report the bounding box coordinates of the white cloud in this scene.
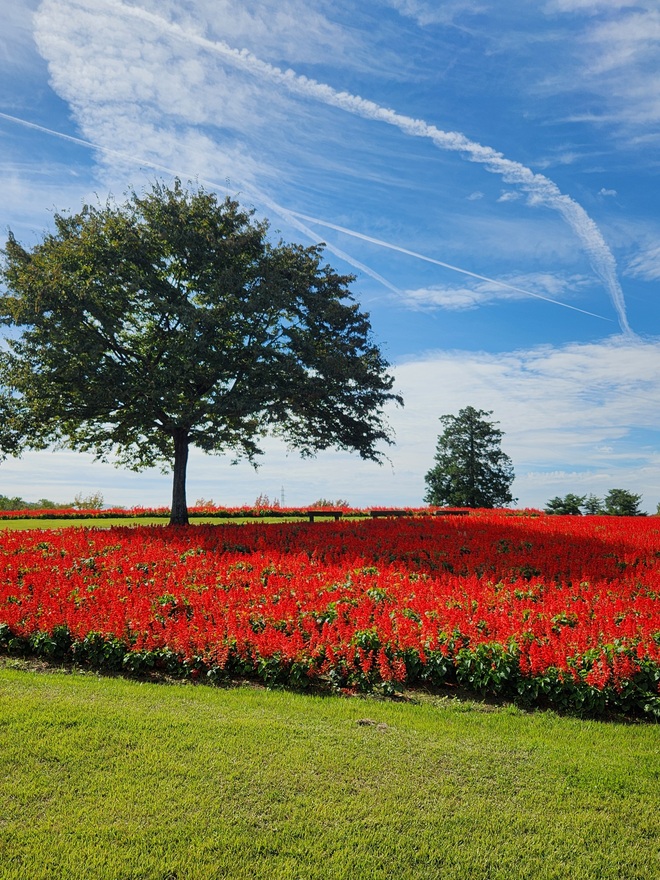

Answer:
[167,0,360,66]
[467,190,484,200]
[598,187,617,197]
[585,9,660,76]
[35,1,276,133]
[29,0,633,335]
[389,335,660,510]
[4,336,658,511]
[497,191,521,203]
[31,0,295,193]
[627,243,660,281]
[545,5,660,135]
[545,1,640,12]
[0,0,41,71]
[400,272,591,312]
[385,0,486,27]
[0,160,102,246]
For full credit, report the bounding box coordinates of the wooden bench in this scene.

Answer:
[433,509,470,516]
[305,509,344,522]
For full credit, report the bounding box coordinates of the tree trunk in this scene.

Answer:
[170,428,190,526]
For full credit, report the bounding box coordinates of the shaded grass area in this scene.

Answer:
[1,665,658,880]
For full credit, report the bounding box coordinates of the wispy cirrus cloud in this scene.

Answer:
[132,0,360,67]
[0,109,404,296]
[384,0,487,27]
[33,0,631,333]
[543,3,660,135]
[544,1,640,12]
[400,272,596,313]
[0,0,41,71]
[626,243,660,281]
[2,108,605,318]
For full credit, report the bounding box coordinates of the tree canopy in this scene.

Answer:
[544,489,646,516]
[602,488,645,516]
[423,406,515,508]
[0,180,402,524]
[582,494,603,515]
[544,493,586,515]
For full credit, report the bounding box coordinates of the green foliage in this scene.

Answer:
[72,491,104,510]
[602,488,645,516]
[309,498,351,509]
[1,180,401,525]
[0,494,71,511]
[0,495,27,511]
[0,378,27,463]
[33,498,64,510]
[545,490,646,516]
[544,493,586,515]
[582,493,604,515]
[424,406,515,508]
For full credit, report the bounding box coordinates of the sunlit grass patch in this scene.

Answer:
[1,666,658,880]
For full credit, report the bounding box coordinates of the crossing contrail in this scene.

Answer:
[291,212,613,321]
[0,109,611,320]
[94,0,632,335]
[0,111,399,294]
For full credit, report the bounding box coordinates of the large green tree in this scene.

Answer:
[0,180,401,524]
[424,406,515,508]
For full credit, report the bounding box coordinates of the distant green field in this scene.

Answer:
[0,664,658,880]
[0,515,316,530]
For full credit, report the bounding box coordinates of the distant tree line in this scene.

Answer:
[0,491,104,511]
[544,489,646,516]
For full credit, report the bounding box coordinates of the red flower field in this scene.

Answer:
[1,512,658,717]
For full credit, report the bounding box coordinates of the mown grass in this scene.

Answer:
[1,664,658,880]
[0,516,315,530]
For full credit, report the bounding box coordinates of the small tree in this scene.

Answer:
[602,488,644,516]
[309,498,351,509]
[583,494,603,515]
[0,180,401,525]
[73,491,105,511]
[424,406,515,508]
[544,493,586,515]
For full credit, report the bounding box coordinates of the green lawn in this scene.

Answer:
[1,664,658,880]
[0,516,314,530]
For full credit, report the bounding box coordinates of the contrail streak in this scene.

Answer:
[0,111,184,177]
[97,0,632,335]
[0,110,611,320]
[292,212,612,321]
[245,192,402,294]
[0,111,399,293]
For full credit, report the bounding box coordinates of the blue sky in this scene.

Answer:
[1,0,659,511]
